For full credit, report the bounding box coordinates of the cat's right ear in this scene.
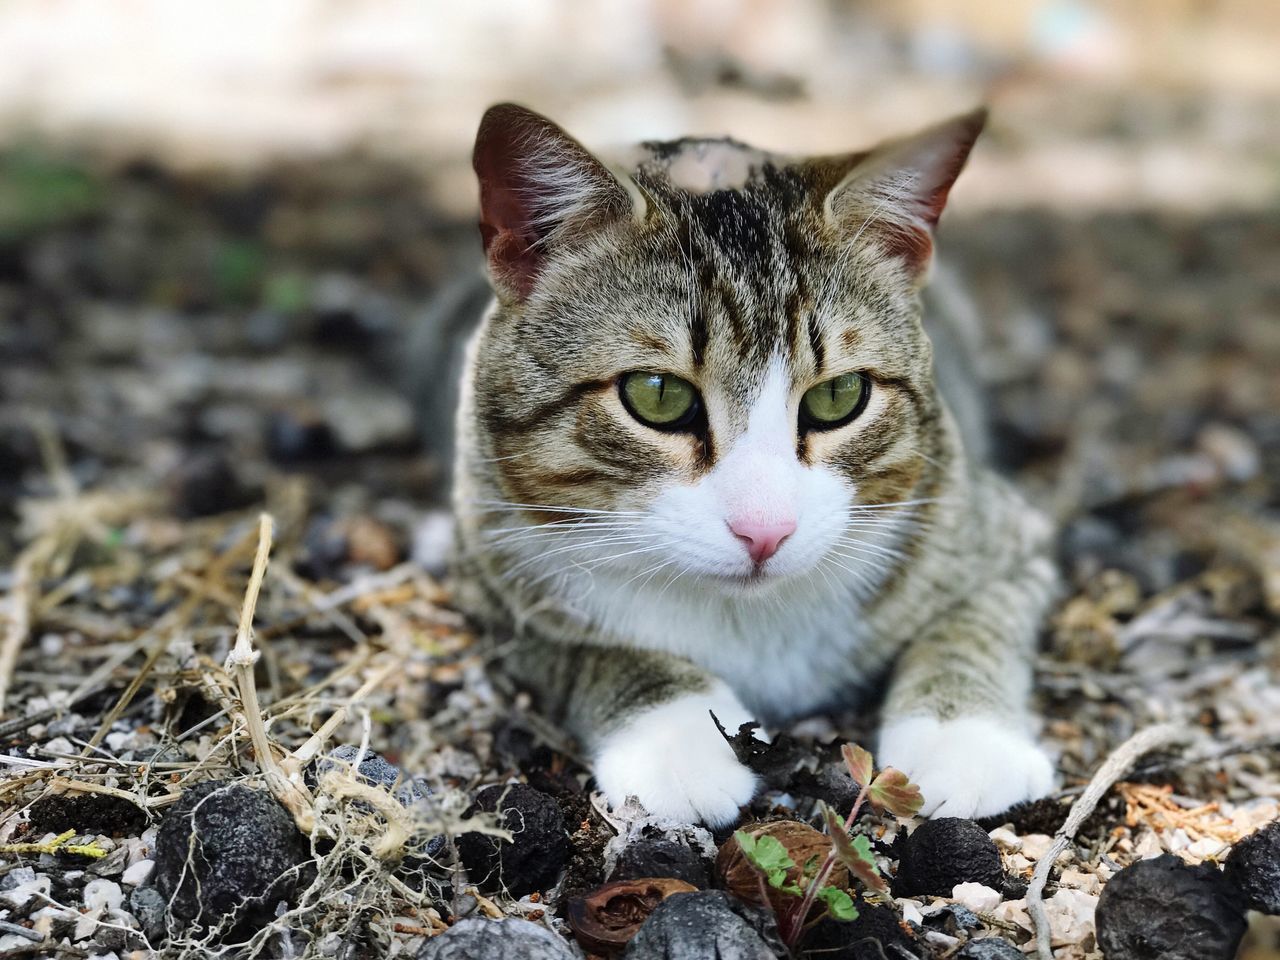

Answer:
[473,103,644,301]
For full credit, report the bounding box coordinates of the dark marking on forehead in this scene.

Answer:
[690,189,771,265]
[807,314,826,376]
[676,222,710,367]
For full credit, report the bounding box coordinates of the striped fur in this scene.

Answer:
[452,105,1059,825]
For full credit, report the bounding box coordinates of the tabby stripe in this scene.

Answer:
[494,379,612,435]
[807,312,826,376]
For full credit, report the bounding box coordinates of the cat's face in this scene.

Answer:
[465,106,981,594]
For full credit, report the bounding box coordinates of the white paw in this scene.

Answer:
[878,715,1055,819]
[593,684,759,828]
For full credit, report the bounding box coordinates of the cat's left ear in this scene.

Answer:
[473,103,646,301]
[820,108,987,282]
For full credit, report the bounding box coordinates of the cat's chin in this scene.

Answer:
[701,565,797,594]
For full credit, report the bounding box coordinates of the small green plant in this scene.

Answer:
[734,743,923,950]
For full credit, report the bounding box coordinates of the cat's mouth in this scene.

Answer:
[706,562,792,591]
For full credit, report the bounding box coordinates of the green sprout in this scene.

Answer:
[734,742,923,950]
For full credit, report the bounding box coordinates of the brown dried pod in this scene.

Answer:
[567,877,697,954]
[716,819,849,913]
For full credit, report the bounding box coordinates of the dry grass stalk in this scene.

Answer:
[223,513,315,831]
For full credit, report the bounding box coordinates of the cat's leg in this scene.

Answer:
[507,641,759,827]
[877,556,1057,818]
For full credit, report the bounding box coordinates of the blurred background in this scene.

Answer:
[0,3,1278,956]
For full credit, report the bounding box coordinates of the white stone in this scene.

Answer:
[993,897,1033,933]
[1019,833,1057,860]
[896,898,925,926]
[83,878,124,912]
[1058,867,1102,895]
[951,882,1002,913]
[41,736,74,756]
[121,860,155,886]
[74,907,101,941]
[105,730,134,752]
[1,874,51,908]
[1045,888,1098,947]
[989,826,1022,852]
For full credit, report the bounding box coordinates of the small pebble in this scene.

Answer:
[122,860,155,886]
[83,878,124,912]
[951,882,1002,913]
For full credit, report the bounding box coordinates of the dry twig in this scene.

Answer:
[1026,723,1193,960]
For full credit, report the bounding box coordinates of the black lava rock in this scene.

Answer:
[955,937,1025,959]
[1095,854,1246,960]
[457,784,568,897]
[803,900,915,959]
[1225,819,1280,914]
[622,891,782,960]
[416,918,576,959]
[610,836,712,889]
[151,780,312,937]
[895,818,1002,896]
[29,792,147,836]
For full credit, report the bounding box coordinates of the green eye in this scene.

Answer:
[800,372,869,429]
[619,372,700,430]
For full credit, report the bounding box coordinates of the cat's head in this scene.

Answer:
[463,104,982,593]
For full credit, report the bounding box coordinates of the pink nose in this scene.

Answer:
[729,518,796,565]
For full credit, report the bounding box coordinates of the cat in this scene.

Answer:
[450,103,1058,827]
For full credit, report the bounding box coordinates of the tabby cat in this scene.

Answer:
[451,103,1057,826]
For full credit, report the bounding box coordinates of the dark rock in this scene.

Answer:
[1001,872,1029,901]
[923,902,982,935]
[266,408,336,464]
[416,918,576,959]
[622,891,782,959]
[803,900,916,959]
[130,885,169,943]
[151,780,312,938]
[1224,819,1280,914]
[895,818,1002,897]
[457,784,568,897]
[955,937,1025,959]
[167,449,255,518]
[610,836,712,889]
[1095,854,1246,960]
[28,793,147,836]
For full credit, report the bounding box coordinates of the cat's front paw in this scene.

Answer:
[878,715,1055,819]
[593,687,759,828]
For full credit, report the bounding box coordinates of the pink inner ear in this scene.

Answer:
[474,116,548,299]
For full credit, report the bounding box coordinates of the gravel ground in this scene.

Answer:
[1,150,1278,959]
